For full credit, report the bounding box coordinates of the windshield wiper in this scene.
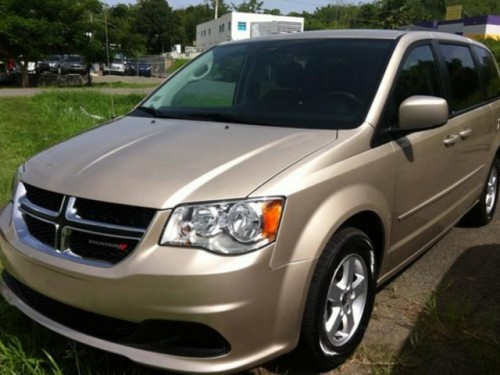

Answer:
[134,108,280,127]
[165,112,259,124]
[136,106,162,117]
[172,112,233,122]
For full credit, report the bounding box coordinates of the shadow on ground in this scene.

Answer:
[391,244,500,375]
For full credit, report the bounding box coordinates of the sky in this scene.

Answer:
[104,0,374,15]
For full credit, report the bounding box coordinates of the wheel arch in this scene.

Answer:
[340,211,386,277]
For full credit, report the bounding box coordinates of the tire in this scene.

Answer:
[300,227,376,372]
[463,156,499,226]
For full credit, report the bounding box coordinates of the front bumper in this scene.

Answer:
[0,204,313,374]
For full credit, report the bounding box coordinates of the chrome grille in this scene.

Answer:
[73,197,155,228]
[16,183,156,266]
[69,230,139,264]
[23,214,56,247]
[24,183,64,213]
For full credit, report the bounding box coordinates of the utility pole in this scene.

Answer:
[104,6,110,70]
[214,0,218,19]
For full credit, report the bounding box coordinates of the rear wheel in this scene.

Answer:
[463,156,499,226]
[300,227,376,372]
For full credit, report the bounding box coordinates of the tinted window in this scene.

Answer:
[473,46,500,101]
[383,45,443,128]
[439,44,482,112]
[141,39,395,130]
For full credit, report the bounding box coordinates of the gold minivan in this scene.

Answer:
[1,30,499,374]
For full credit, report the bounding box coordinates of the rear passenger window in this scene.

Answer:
[473,46,500,101]
[439,44,482,112]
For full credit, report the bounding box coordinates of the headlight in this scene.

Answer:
[10,165,23,203]
[160,198,284,255]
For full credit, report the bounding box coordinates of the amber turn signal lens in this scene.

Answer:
[262,200,283,239]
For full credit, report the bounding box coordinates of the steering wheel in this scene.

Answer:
[326,91,362,111]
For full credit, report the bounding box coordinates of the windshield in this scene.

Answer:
[67,55,82,63]
[140,38,394,129]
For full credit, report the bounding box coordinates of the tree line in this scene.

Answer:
[1,0,499,86]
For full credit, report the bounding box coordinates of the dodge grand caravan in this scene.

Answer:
[1,30,499,374]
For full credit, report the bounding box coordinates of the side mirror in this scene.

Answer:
[398,96,448,132]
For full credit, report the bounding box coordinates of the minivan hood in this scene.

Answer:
[22,116,336,209]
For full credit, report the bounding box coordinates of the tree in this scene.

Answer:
[175,4,213,46]
[107,4,145,58]
[356,2,383,28]
[232,0,263,13]
[446,0,500,17]
[204,0,230,18]
[0,0,101,87]
[480,38,500,62]
[134,0,179,54]
[262,8,281,15]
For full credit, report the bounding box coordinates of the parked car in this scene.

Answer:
[127,61,152,77]
[0,61,13,84]
[37,54,64,74]
[60,54,86,75]
[1,30,499,374]
[103,59,127,75]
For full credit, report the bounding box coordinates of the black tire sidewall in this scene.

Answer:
[483,157,499,222]
[301,227,376,368]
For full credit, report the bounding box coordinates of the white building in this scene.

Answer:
[196,12,304,52]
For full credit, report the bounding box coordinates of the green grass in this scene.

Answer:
[391,283,500,375]
[0,91,172,374]
[0,91,144,205]
[166,58,190,74]
[90,81,160,89]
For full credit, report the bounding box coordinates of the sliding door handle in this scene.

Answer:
[459,128,472,139]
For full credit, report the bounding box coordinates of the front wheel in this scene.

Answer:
[300,227,376,372]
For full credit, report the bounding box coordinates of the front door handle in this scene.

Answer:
[444,134,458,146]
[459,128,472,139]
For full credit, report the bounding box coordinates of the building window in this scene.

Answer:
[238,22,247,31]
[209,28,211,35]
[228,21,231,30]
[221,23,225,32]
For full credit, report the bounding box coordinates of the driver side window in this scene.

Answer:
[384,45,443,128]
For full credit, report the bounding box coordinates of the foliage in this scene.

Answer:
[133,0,179,54]
[175,4,213,46]
[232,0,263,13]
[107,4,145,59]
[1,0,500,87]
[0,0,101,87]
[204,0,230,18]
[446,0,500,17]
[166,58,190,74]
[479,38,500,62]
